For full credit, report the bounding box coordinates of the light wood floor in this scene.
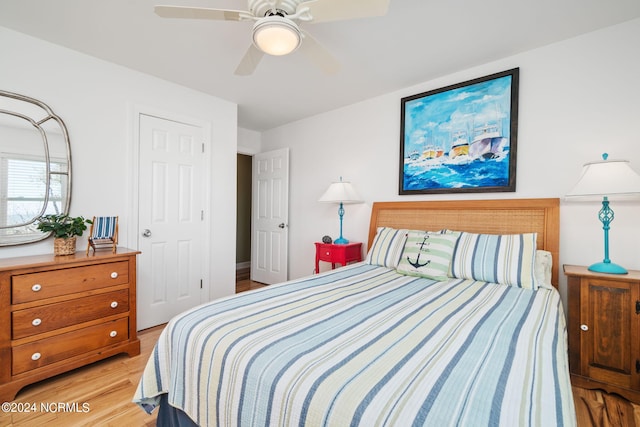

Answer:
[1,324,163,427]
[2,278,639,426]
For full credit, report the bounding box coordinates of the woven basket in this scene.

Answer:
[53,237,76,256]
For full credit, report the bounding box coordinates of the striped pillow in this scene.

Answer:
[450,232,538,290]
[396,231,459,281]
[365,227,408,268]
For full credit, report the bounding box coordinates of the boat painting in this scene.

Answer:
[449,130,470,159]
[399,68,519,194]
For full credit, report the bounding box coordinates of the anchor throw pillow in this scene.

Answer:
[396,231,460,281]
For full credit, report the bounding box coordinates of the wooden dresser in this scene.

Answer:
[0,248,141,402]
[565,264,640,403]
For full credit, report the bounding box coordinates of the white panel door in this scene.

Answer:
[251,148,289,284]
[137,114,205,329]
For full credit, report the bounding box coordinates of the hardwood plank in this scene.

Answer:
[573,385,640,427]
[4,325,162,427]
[235,278,268,293]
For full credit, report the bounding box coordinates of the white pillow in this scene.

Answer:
[534,250,554,289]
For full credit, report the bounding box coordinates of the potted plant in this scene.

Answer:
[36,214,92,256]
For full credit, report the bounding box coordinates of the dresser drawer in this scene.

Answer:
[12,261,129,304]
[12,289,129,339]
[12,318,129,375]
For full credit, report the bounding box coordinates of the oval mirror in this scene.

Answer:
[0,90,72,246]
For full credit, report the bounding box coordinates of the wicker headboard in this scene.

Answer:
[368,198,560,286]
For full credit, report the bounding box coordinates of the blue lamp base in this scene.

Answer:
[333,202,349,245]
[588,261,628,275]
[588,196,629,275]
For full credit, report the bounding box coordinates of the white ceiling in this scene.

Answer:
[1,0,639,131]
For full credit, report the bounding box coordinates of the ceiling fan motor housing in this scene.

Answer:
[249,0,304,17]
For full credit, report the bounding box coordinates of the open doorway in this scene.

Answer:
[236,153,252,281]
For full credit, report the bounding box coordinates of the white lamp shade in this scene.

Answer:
[252,16,301,56]
[318,180,362,204]
[566,158,640,198]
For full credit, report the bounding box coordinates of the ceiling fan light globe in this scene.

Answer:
[252,16,301,56]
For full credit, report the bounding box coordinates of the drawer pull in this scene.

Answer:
[580,324,589,331]
[32,284,42,292]
[110,301,118,308]
[325,251,330,256]
[32,318,42,326]
[31,352,41,361]
[110,272,118,279]
[109,331,118,338]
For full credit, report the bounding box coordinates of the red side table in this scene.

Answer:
[315,242,362,273]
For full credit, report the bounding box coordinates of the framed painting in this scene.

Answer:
[399,68,519,195]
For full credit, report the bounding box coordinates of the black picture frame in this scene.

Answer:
[399,68,519,195]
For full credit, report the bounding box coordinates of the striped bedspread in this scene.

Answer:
[134,263,576,426]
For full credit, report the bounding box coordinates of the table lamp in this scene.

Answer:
[318,177,362,244]
[566,153,640,274]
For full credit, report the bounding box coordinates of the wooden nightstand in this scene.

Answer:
[315,242,362,273]
[564,264,640,403]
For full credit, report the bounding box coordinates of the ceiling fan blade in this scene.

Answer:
[234,44,265,76]
[297,0,390,23]
[154,5,247,21]
[298,31,340,74]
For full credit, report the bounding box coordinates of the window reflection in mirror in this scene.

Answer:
[0,91,71,246]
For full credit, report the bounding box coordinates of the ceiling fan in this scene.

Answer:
[154,0,390,76]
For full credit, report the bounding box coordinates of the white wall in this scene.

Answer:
[238,127,262,155]
[261,18,640,304]
[3,18,639,307]
[0,27,238,301]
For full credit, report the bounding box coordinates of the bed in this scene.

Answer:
[134,198,575,426]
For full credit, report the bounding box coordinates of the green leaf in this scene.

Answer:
[36,214,92,238]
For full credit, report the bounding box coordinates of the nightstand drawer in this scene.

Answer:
[317,245,335,261]
[11,261,129,304]
[12,318,129,375]
[12,289,129,339]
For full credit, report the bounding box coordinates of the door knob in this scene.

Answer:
[278,223,286,229]
[142,229,152,237]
